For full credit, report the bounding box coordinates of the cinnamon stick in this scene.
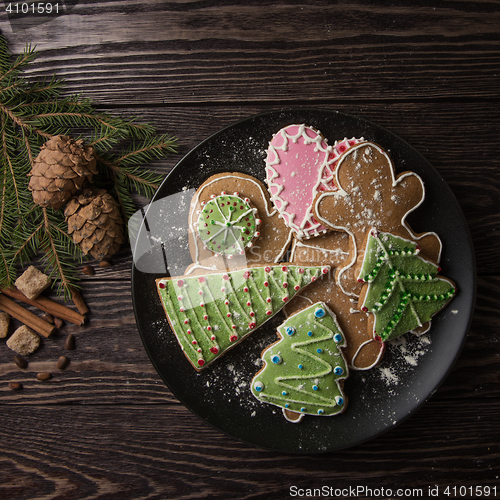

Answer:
[0,294,55,338]
[70,287,90,316]
[2,288,86,326]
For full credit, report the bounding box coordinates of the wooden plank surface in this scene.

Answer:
[3,1,500,104]
[0,1,499,498]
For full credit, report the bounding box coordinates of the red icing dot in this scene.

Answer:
[197,359,205,367]
[283,282,288,288]
[311,276,317,282]
[230,334,238,342]
[198,277,206,284]
[223,274,229,281]
[282,266,288,272]
[192,340,197,345]
[375,335,383,343]
[265,266,271,273]
[158,282,165,289]
[322,267,328,274]
[294,285,300,291]
[282,297,288,302]
[210,347,219,354]
[227,312,231,318]
[207,326,212,331]
[177,279,184,287]
[243,271,250,279]
[266,310,272,316]
[264,281,269,287]
[243,287,249,293]
[248,322,256,329]
[184,319,189,324]
[187,329,192,335]
[361,306,368,312]
[250,311,255,317]
[358,278,365,283]
[299,268,304,274]
[203,314,208,320]
[266,297,272,303]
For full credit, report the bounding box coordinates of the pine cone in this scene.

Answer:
[28,135,97,209]
[64,189,125,261]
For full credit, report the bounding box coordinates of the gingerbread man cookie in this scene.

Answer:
[313,142,442,297]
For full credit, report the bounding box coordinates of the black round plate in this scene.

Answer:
[131,108,475,453]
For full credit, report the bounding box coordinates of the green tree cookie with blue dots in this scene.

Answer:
[251,301,349,423]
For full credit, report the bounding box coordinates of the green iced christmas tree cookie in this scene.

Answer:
[157,264,329,370]
[358,229,456,342]
[251,302,348,423]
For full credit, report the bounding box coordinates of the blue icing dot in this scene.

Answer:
[300,407,306,413]
[314,307,326,318]
[334,333,343,343]
[285,403,290,408]
[271,354,282,364]
[317,348,323,353]
[298,364,303,369]
[254,381,264,392]
[335,396,344,405]
[334,366,344,375]
[312,385,318,391]
[307,331,313,336]
[282,391,287,396]
[318,409,324,415]
[285,326,296,336]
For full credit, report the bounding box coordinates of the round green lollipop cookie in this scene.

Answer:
[196,193,261,256]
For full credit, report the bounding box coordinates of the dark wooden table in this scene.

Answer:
[1,2,499,499]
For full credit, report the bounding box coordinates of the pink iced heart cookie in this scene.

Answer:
[265,124,362,240]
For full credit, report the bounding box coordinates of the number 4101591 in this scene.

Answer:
[5,3,60,14]
[444,485,497,497]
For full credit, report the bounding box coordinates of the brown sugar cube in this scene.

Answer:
[6,325,40,355]
[15,265,51,300]
[0,312,10,338]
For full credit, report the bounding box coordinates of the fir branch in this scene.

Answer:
[0,34,178,296]
[41,208,82,298]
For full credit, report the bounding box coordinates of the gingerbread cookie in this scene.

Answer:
[252,302,348,423]
[357,229,456,342]
[313,141,442,297]
[265,124,363,239]
[157,264,330,371]
[187,172,293,274]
